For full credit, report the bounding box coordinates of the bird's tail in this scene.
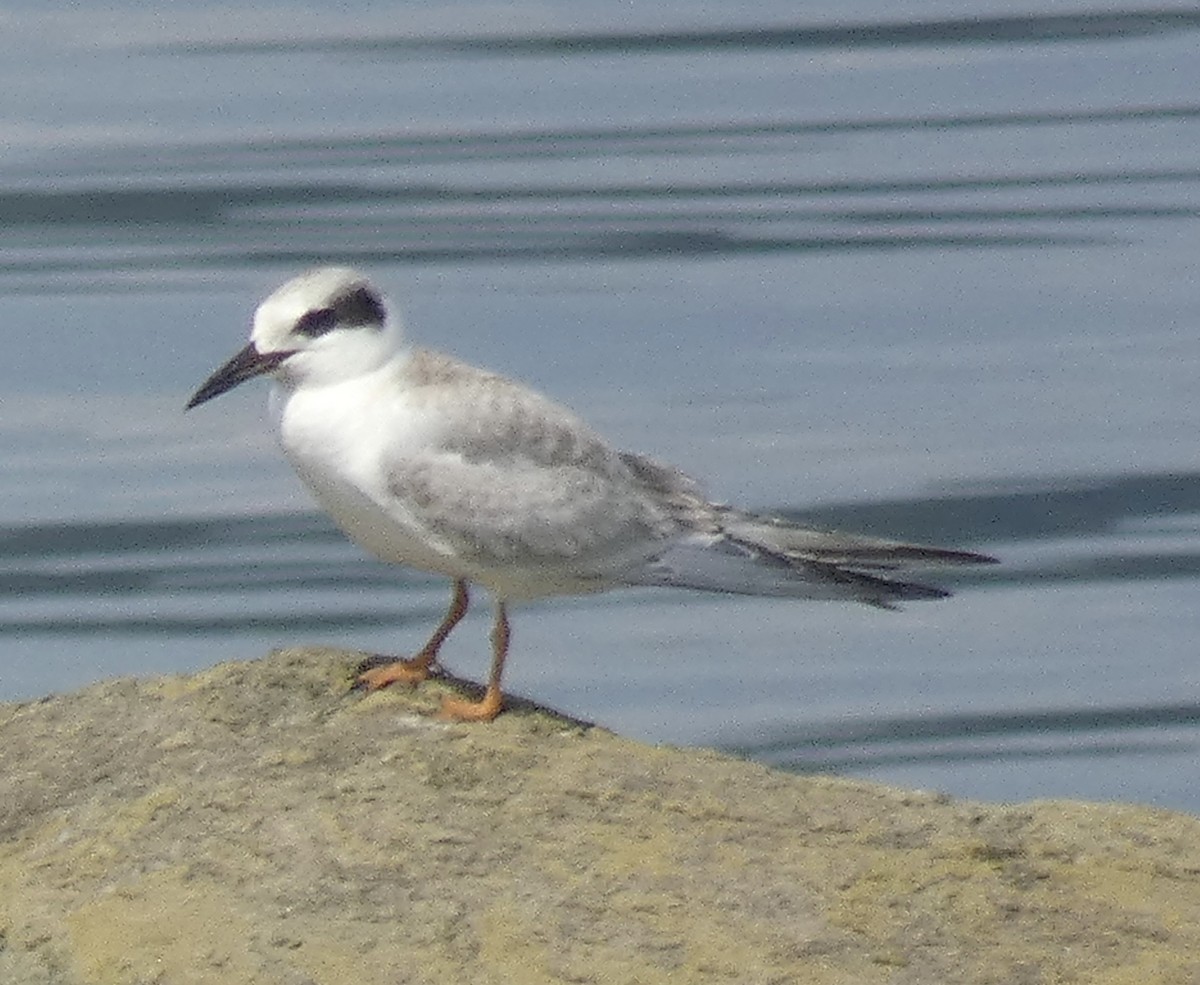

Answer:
[627,508,996,608]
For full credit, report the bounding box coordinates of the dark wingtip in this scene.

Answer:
[882,580,954,605]
[888,545,1000,567]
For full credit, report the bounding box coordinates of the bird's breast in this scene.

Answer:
[275,383,468,578]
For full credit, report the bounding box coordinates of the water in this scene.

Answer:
[2,1,1199,812]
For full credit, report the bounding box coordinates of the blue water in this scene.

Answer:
[2,1,1199,812]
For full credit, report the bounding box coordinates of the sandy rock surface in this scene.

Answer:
[2,647,1198,984]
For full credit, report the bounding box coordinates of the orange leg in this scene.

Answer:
[437,600,509,722]
[356,580,469,690]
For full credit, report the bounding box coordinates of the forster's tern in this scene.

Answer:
[187,267,996,721]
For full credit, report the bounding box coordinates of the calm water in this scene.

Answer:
[2,2,1199,811]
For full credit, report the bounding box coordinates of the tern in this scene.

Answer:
[187,267,995,721]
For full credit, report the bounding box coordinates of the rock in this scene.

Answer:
[1,647,1198,984]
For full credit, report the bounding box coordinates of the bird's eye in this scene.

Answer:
[294,307,339,338]
[330,286,386,328]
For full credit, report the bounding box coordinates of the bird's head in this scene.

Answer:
[186,266,399,410]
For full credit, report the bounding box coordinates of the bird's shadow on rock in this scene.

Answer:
[352,653,600,731]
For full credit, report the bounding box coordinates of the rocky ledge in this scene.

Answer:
[1,647,1198,984]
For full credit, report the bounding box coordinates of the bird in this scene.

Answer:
[186,266,996,722]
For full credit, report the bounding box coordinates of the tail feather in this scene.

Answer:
[715,507,998,570]
[627,535,957,607]
[626,510,995,607]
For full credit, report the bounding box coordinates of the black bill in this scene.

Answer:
[185,344,293,410]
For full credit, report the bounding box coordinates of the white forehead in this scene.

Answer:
[250,266,375,346]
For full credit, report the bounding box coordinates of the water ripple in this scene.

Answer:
[160,10,1200,57]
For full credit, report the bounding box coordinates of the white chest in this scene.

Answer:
[272,380,466,578]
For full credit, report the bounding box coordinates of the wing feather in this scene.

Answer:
[379,352,683,584]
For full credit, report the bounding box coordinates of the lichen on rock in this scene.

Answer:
[2,647,1198,984]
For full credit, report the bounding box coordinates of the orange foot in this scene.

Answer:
[436,686,504,723]
[355,653,435,691]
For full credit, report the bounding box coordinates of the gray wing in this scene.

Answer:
[379,351,995,604]
[380,356,691,580]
